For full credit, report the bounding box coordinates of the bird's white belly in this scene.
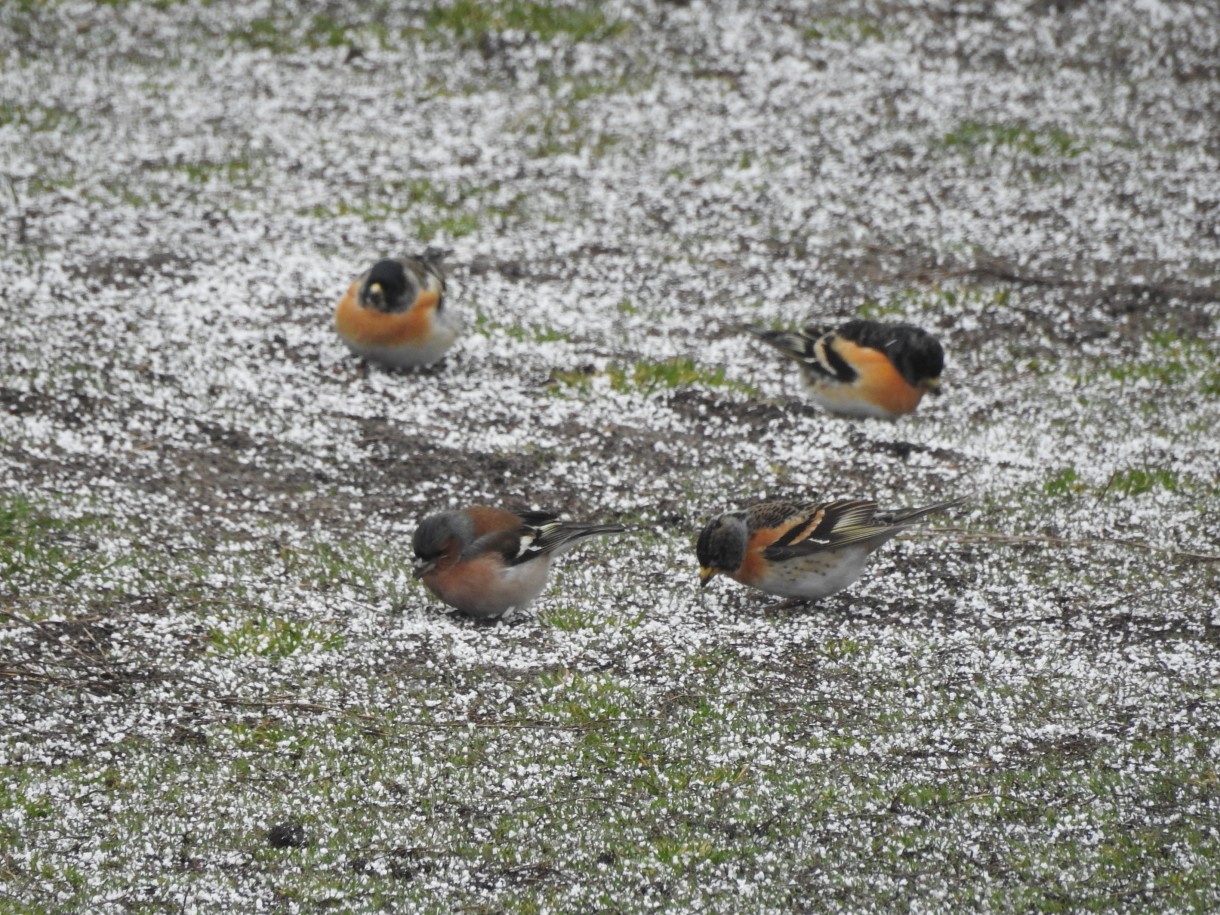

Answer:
[806,379,897,419]
[753,547,874,600]
[342,318,459,368]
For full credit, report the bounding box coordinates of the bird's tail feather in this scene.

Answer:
[876,497,968,527]
[739,324,818,363]
[529,522,627,557]
[796,497,965,553]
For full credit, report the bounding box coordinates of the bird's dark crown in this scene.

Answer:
[696,513,747,571]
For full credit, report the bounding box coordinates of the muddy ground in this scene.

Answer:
[2,1,1219,912]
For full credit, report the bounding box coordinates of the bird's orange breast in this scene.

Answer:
[831,339,923,416]
[738,512,821,584]
[334,283,440,348]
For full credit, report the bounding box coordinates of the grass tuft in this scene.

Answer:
[1107,467,1180,498]
[1044,467,1085,497]
[538,603,595,631]
[470,301,576,344]
[228,13,375,53]
[425,0,625,45]
[1107,330,1219,393]
[0,101,82,133]
[0,495,115,609]
[942,120,1088,159]
[209,615,345,658]
[803,16,885,42]
[549,357,755,397]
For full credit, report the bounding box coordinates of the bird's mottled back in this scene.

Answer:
[415,246,448,280]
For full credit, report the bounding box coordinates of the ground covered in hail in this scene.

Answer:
[1,1,1218,912]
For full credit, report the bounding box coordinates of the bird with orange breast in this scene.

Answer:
[697,496,964,602]
[335,248,459,368]
[743,319,944,418]
[412,505,626,619]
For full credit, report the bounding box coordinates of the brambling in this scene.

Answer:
[697,496,964,601]
[334,248,458,368]
[743,319,944,418]
[411,505,626,619]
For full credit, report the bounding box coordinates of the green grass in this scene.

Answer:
[509,67,653,161]
[112,184,167,208]
[537,603,597,631]
[942,120,1089,159]
[229,17,294,53]
[415,212,482,242]
[91,0,189,7]
[1043,462,1197,504]
[1106,329,1220,394]
[304,177,449,218]
[514,106,622,159]
[612,358,730,395]
[424,0,626,45]
[6,594,1220,911]
[173,158,258,185]
[228,13,377,53]
[540,671,641,725]
[209,615,345,658]
[0,101,82,133]
[856,297,909,320]
[802,16,885,42]
[0,494,63,578]
[94,156,266,209]
[0,494,115,606]
[279,539,418,609]
[1044,467,1088,497]
[1107,467,1181,498]
[469,301,577,345]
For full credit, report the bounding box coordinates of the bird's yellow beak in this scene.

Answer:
[922,377,942,395]
[367,281,385,307]
[412,559,436,580]
[699,566,718,588]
